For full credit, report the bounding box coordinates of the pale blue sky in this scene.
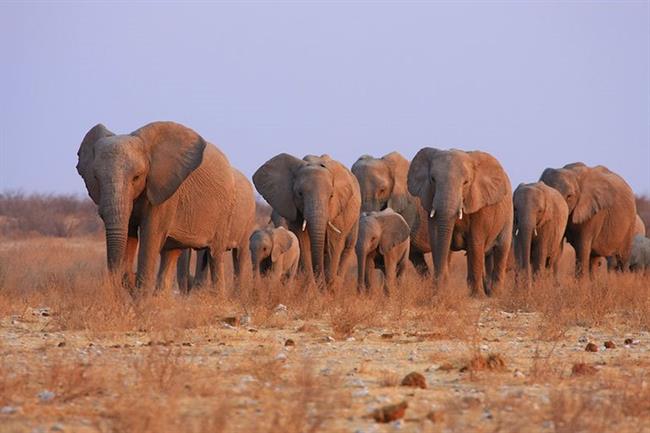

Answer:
[1,1,648,195]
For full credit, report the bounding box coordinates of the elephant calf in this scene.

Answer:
[249,227,300,282]
[629,235,650,273]
[356,209,410,295]
[513,182,569,282]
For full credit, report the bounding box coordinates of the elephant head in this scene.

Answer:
[540,162,616,225]
[407,148,509,281]
[512,182,554,277]
[356,209,410,290]
[253,154,356,278]
[76,121,206,274]
[351,152,410,213]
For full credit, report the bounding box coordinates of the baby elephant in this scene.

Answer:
[513,182,569,281]
[356,209,410,294]
[249,227,300,282]
[629,235,650,273]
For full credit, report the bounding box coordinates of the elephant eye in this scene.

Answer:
[133,174,141,182]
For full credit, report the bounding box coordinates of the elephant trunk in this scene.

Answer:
[360,196,384,212]
[430,190,460,284]
[515,222,534,282]
[356,241,367,291]
[105,221,128,274]
[304,201,327,279]
[99,185,132,277]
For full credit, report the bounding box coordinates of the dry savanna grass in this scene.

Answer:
[1,232,650,432]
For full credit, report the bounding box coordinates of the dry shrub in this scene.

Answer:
[499,268,650,331]
[0,192,102,238]
[461,353,506,373]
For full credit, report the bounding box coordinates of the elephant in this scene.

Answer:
[249,226,300,282]
[407,148,513,296]
[356,209,410,295]
[512,181,569,282]
[605,214,647,271]
[540,163,637,277]
[176,168,256,292]
[351,152,430,274]
[629,235,650,272]
[253,153,361,285]
[76,121,235,295]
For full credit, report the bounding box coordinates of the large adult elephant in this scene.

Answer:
[407,148,513,296]
[540,163,636,277]
[253,153,361,285]
[351,152,430,273]
[76,121,235,295]
[176,168,255,292]
[512,181,568,281]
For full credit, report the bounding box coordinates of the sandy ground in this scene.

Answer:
[2,304,650,433]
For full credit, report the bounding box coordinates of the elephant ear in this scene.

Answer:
[464,151,510,214]
[351,155,373,178]
[382,151,410,213]
[321,158,359,224]
[76,123,115,204]
[377,210,410,255]
[132,122,207,205]
[571,169,616,224]
[253,153,304,222]
[271,228,293,262]
[407,148,441,214]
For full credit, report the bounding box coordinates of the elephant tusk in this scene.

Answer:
[458,208,463,220]
[302,220,307,231]
[515,228,519,236]
[430,208,436,219]
[328,221,342,234]
[534,228,538,237]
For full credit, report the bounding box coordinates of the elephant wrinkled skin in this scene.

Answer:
[356,209,410,295]
[250,227,300,282]
[540,163,637,277]
[76,121,235,295]
[253,153,361,286]
[352,152,430,274]
[407,148,513,296]
[513,181,568,282]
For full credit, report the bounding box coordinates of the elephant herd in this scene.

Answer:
[76,121,647,298]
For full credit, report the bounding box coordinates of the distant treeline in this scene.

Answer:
[0,192,274,238]
[0,191,647,238]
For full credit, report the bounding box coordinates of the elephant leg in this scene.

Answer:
[573,237,592,279]
[325,237,346,286]
[531,241,545,277]
[364,255,375,293]
[466,241,486,297]
[383,254,397,297]
[293,226,314,283]
[338,221,359,280]
[236,242,252,289]
[157,249,181,293]
[206,251,225,293]
[287,258,299,282]
[123,231,138,288]
[409,249,429,276]
[194,249,210,288]
[488,242,509,296]
[589,255,602,276]
[135,219,167,297]
[176,249,191,294]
